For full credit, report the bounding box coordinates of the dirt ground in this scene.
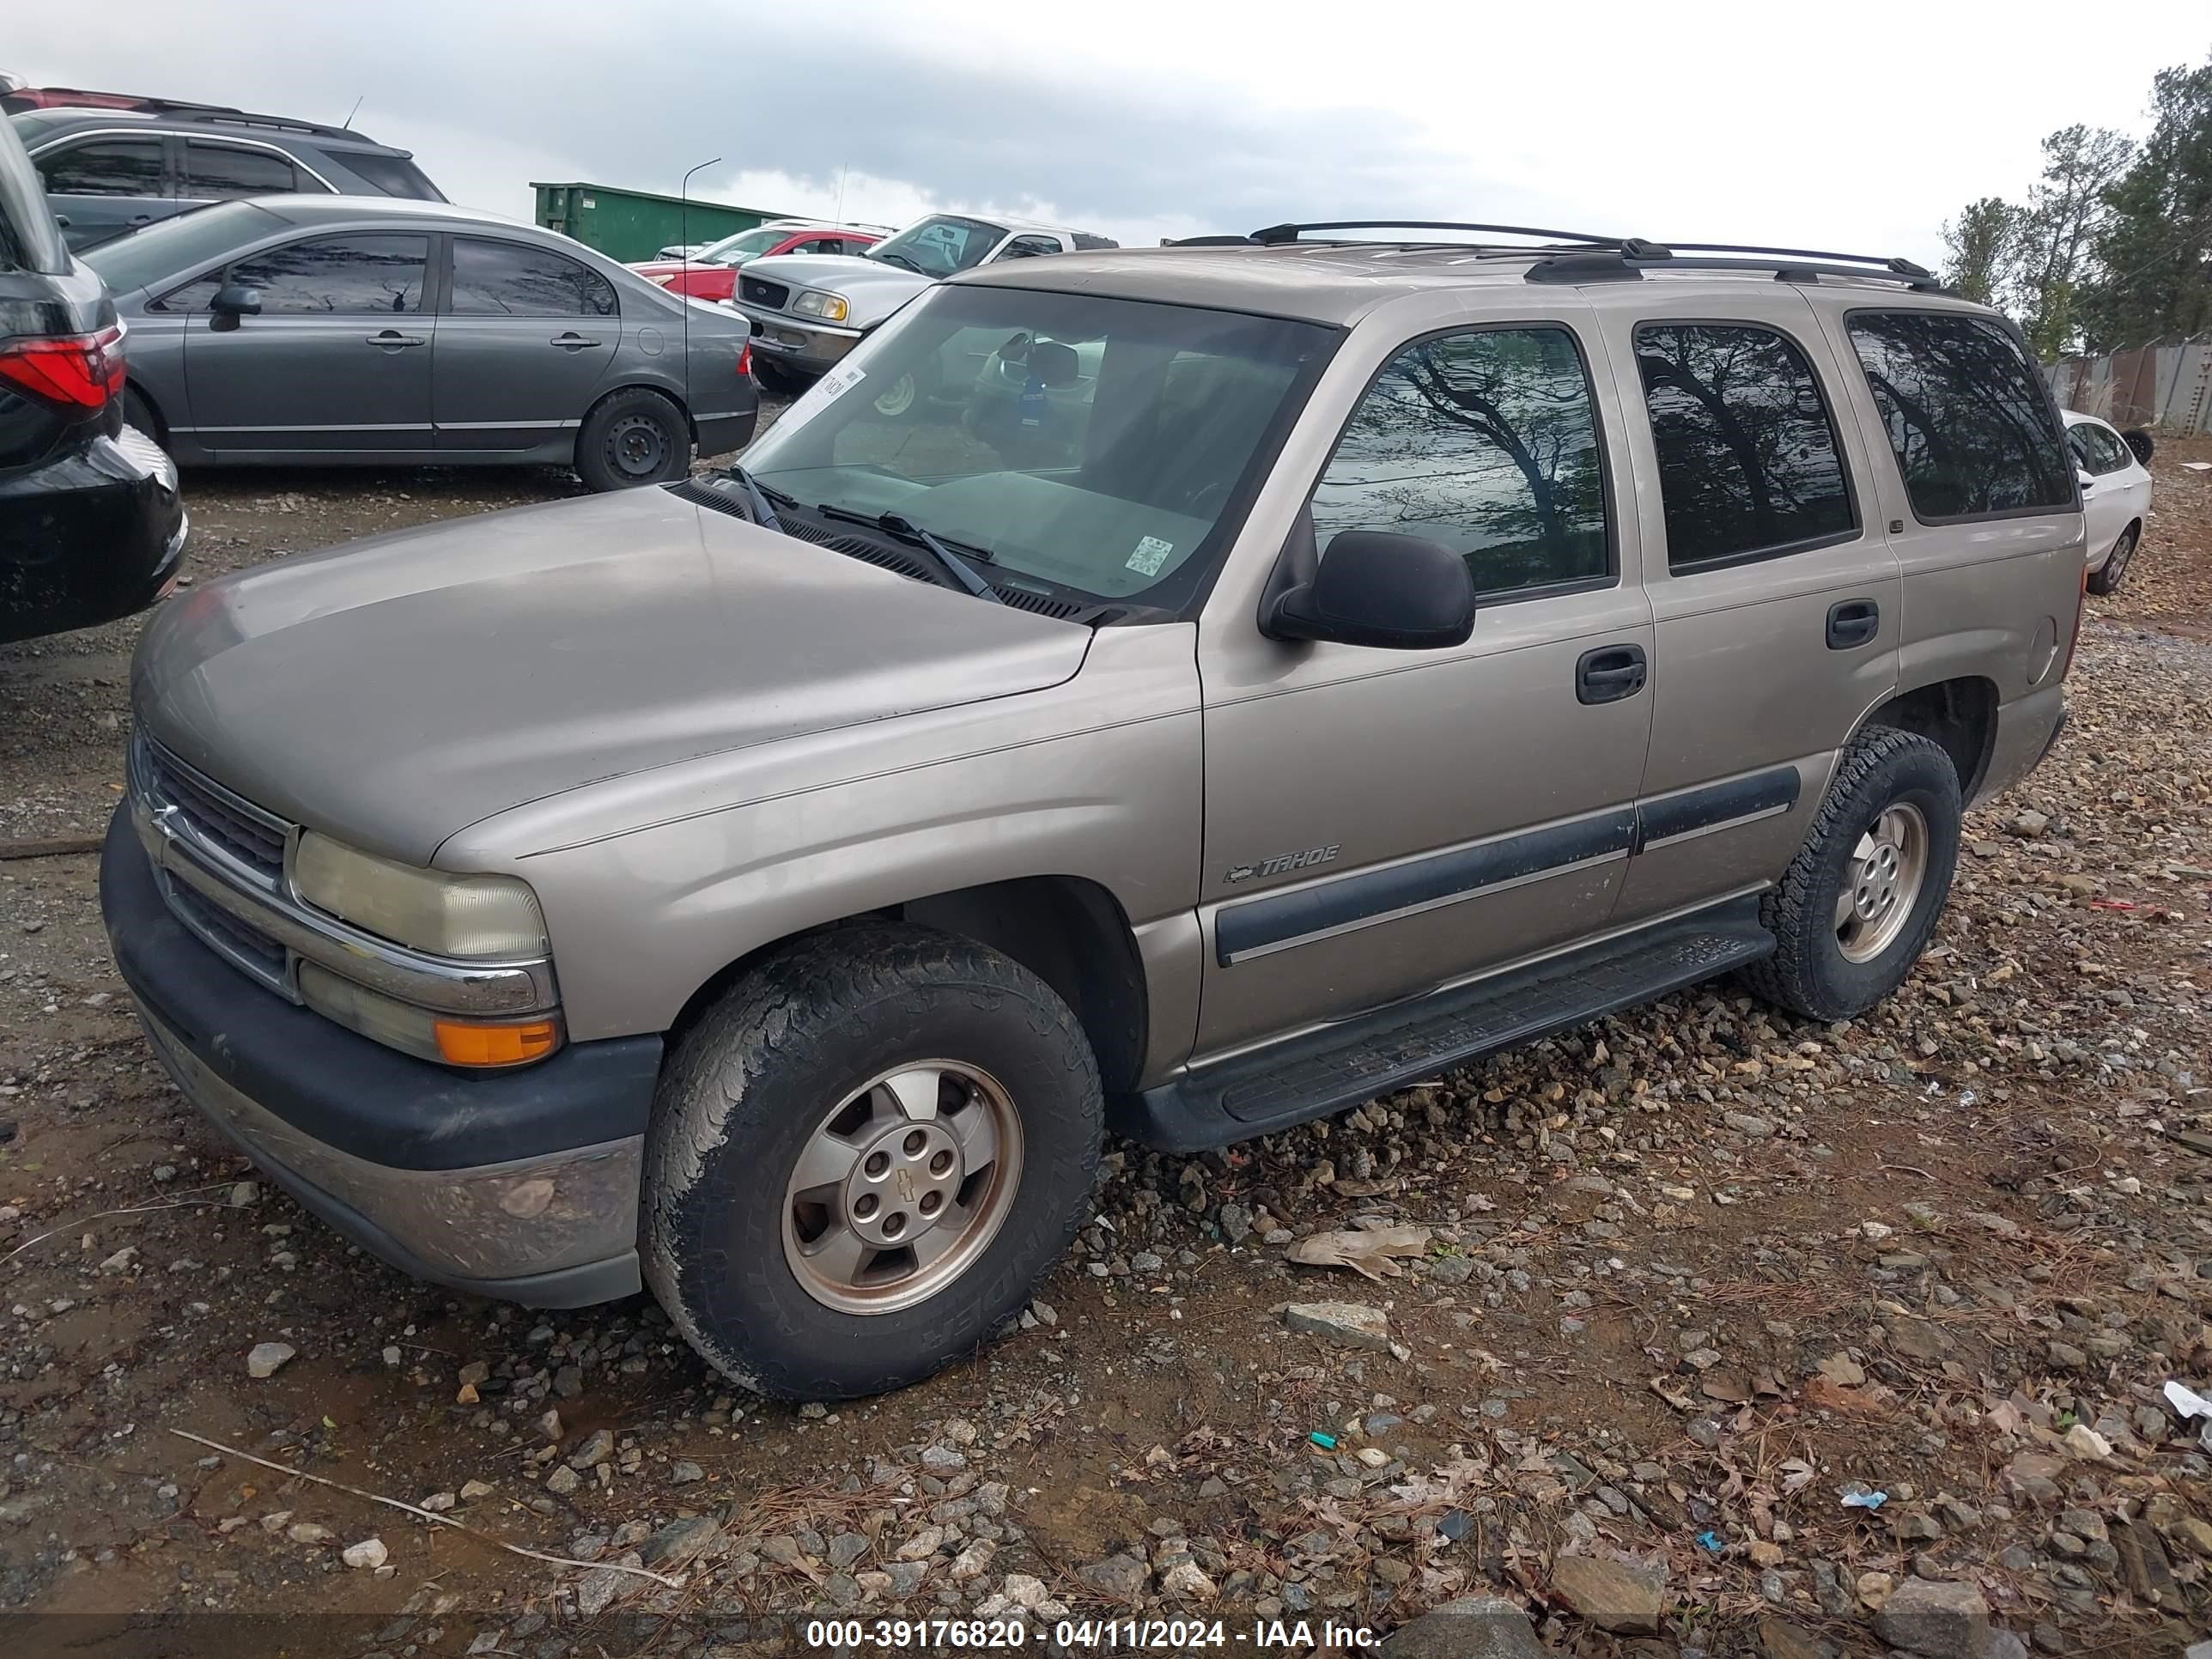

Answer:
[0,435,2208,1659]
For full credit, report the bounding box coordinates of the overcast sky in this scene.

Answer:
[11,2,2208,264]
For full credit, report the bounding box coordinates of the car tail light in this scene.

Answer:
[0,325,126,411]
[737,339,752,377]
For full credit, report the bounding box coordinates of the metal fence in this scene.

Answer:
[2045,337,2212,435]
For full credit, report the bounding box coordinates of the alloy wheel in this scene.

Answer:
[1836,801,1929,963]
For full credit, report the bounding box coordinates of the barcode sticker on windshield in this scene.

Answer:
[1127,536,1174,576]
[813,363,866,404]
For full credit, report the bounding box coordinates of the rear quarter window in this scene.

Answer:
[1845,312,2072,522]
[337,152,445,202]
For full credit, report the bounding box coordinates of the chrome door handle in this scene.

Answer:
[366,331,427,349]
[550,333,603,350]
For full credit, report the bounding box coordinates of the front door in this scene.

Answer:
[1194,313,1655,1058]
[433,235,622,453]
[182,232,435,456]
[1586,286,1902,927]
[33,134,171,250]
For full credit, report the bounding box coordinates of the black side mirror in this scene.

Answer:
[1264,530,1475,650]
[208,283,261,331]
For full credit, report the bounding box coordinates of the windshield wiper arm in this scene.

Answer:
[717,463,788,532]
[873,251,925,273]
[817,503,1001,603]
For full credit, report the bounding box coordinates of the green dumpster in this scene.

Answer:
[532,182,792,263]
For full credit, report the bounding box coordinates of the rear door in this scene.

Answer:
[432,235,622,453]
[1589,284,1902,927]
[181,231,434,455]
[2068,417,2145,562]
[1194,308,1655,1056]
[32,133,171,249]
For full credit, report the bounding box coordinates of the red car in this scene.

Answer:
[628,221,883,302]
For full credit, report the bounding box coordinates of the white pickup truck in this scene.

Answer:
[729,210,1116,397]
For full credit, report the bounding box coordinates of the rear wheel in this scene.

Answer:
[575,388,690,491]
[643,924,1103,1399]
[1742,727,1961,1022]
[2087,523,2138,596]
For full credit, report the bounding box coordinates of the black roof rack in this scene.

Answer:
[1524,242,1943,290]
[1246,219,1643,248]
[9,89,378,143]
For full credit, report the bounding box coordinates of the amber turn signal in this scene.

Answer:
[433,1018,562,1067]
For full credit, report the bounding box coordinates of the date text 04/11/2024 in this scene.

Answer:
[800,1617,1380,1650]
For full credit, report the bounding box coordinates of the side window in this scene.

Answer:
[183,141,299,199]
[149,271,222,313]
[37,138,164,197]
[2075,422,2131,474]
[449,237,617,317]
[1846,312,2072,520]
[1634,323,1856,572]
[1310,325,1611,596]
[993,234,1062,262]
[229,234,428,314]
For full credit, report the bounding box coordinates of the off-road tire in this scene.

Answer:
[574,387,690,492]
[2086,524,2138,596]
[642,924,1103,1399]
[1741,727,1962,1022]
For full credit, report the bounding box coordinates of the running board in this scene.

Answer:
[1111,896,1772,1152]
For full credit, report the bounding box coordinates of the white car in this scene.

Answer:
[2063,410,2153,594]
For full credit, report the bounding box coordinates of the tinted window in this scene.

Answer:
[230,234,428,314]
[84,198,289,297]
[1311,326,1609,595]
[450,237,616,316]
[2067,421,2130,475]
[38,138,163,197]
[337,152,444,201]
[1635,324,1855,570]
[0,112,70,275]
[994,235,1060,261]
[1847,313,2071,520]
[184,142,299,199]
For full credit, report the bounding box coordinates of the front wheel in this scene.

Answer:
[1741,727,1961,1022]
[575,388,690,491]
[2086,524,2138,596]
[642,925,1103,1399]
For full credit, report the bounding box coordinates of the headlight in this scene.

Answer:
[294,832,547,959]
[793,289,849,323]
[299,962,562,1068]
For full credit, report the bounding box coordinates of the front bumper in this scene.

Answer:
[0,427,185,645]
[728,303,862,377]
[100,810,658,1306]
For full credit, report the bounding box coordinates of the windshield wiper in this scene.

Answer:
[816,503,1001,603]
[872,250,925,274]
[716,463,790,532]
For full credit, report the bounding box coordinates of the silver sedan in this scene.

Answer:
[83,196,758,490]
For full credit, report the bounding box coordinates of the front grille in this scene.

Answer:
[166,878,287,985]
[740,276,790,310]
[148,746,286,878]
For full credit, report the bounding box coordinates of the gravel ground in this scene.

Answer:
[0,437,2208,1658]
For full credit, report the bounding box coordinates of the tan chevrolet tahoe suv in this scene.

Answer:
[102,220,2085,1397]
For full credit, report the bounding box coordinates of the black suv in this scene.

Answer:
[0,112,185,645]
[9,100,444,252]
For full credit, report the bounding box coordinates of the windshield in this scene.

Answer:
[865,215,1007,278]
[740,284,1334,606]
[694,225,787,265]
[83,199,288,293]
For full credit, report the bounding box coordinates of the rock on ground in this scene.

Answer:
[1873,1578,1991,1658]
[340,1536,386,1570]
[1549,1553,1667,1635]
[1381,1594,1547,1658]
[1281,1300,1392,1351]
[246,1342,295,1378]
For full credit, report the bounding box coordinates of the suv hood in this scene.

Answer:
[739,252,933,322]
[133,488,1091,866]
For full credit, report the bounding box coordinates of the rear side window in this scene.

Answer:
[1312,325,1611,596]
[1634,323,1856,571]
[2067,421,2131,475]
[230,233,428,314]
[1846,312,2071,520]
[449,237,616,317]
[184,141,300,199]
[0,114,70,274]
[37,137,164,197]
[338,152,445,202]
